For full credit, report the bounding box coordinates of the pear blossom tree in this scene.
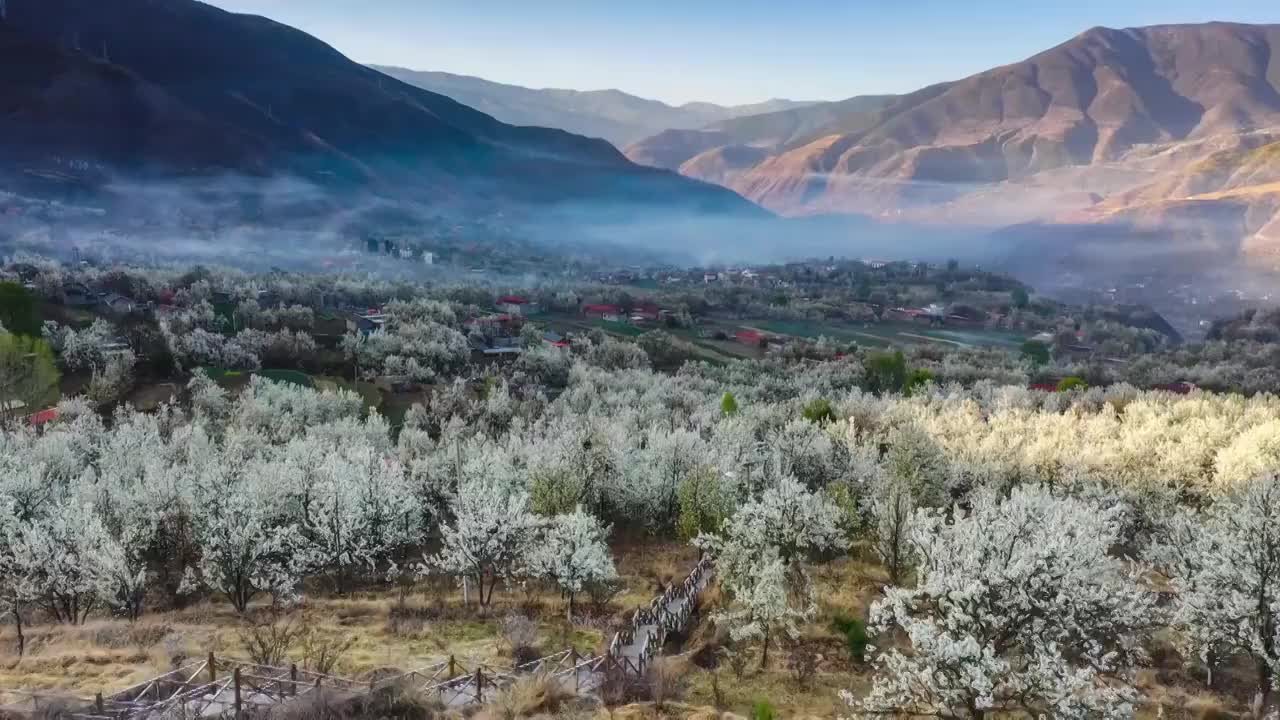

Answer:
[7,501,114,624]
[848,486,1155,720]
[0,501,39,655]
[1152,473,1280,715]
[431,481,543,608]
[190,462,310,612]
[528,507,616,620]
[302,445,423,594]
[714,547,807,669]
[869,425,948,585]
[699,477,844,668]
[700,476,845,595]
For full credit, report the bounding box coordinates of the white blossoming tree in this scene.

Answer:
[714,547,807,669]
[700,476,845,594]
[869,424,948,585]
[1152,473,1280,715]
[190,464,310,612]
[699,477,844,668]
[7,501,114,624]
[528,507,616,620]
[431,481,543,608]
[848,486,1155,720]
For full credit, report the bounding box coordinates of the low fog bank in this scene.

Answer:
[2,170,1276,338]
[0,171,1000,272]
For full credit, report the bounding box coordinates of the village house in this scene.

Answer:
[629,303,662,324]
[61,282,97,307]
[582,304,623,322]
[735,329,766,347]
[99,292,137,316]
[348,308,387,335]
[496,296,538,315]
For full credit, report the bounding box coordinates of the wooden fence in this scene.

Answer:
[0,556,713,719]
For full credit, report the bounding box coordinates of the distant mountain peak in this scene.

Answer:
[370,65,819,147]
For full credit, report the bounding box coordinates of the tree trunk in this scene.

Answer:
[567,592,575,623]
[11,607,23,659]
[760,628,770,670]
[1255,658,1274,719]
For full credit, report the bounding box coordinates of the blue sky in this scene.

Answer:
[205,0,1276,106]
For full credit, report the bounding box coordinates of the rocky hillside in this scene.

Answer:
[0,0,764,224]
[372,66,815,147]
[624,93,901,170]
[630,22,1280,270]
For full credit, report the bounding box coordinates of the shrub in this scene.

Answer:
[238,610,307,667]
[645,657,689,710]
[832,614,868,664]
[752,699,777,720]
[787,640,820,689]
[298,629,355,675]
[802,398,835,425]
[720,391,739,417]
[905,368,934,394]
[1057,376,1089,392]
[584,577,624,613]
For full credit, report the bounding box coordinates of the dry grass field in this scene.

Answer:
[0,537,1253,719]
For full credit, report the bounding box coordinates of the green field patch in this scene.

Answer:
[755,319,1023,349]
[313,375,383,411]
[594,319,645,337]
[255,368,314,387]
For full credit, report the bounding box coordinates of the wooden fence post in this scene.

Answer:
[474,667,484,704]
[208,652,217,684]
[95,692,104,714]
[290,663,298,696]
[448,654,456,680]
[233,667,243,718]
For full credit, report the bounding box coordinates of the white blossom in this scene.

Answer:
[849,486,1155,720]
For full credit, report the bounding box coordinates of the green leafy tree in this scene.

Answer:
[0,334,59,421]
[864,350,908,395]
[720,391,739,417]
[832,615,869,663]
[1020,340,1050,366]
[802,398,835,425]
[0,282,40,337]
[1057,376,1089,392]
[638,330,688,370]
[676,467,731,541]
[905,368,934,395]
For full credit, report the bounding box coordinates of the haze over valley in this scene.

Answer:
[11,4,1280,720]
[0,0,1279,333]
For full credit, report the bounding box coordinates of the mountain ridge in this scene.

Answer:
[371,65,817,147]
[0,0,766,228]
[626,21,1280,271]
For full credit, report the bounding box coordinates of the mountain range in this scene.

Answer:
[3,1,1280,282]
[0,0,762,232]
[370,67,816,147]
[626,22,1280,271]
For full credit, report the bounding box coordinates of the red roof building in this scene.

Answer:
[735,330,764,346]
[496,296,529,305]
[583,304,622,317]
[28,407,60,426]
